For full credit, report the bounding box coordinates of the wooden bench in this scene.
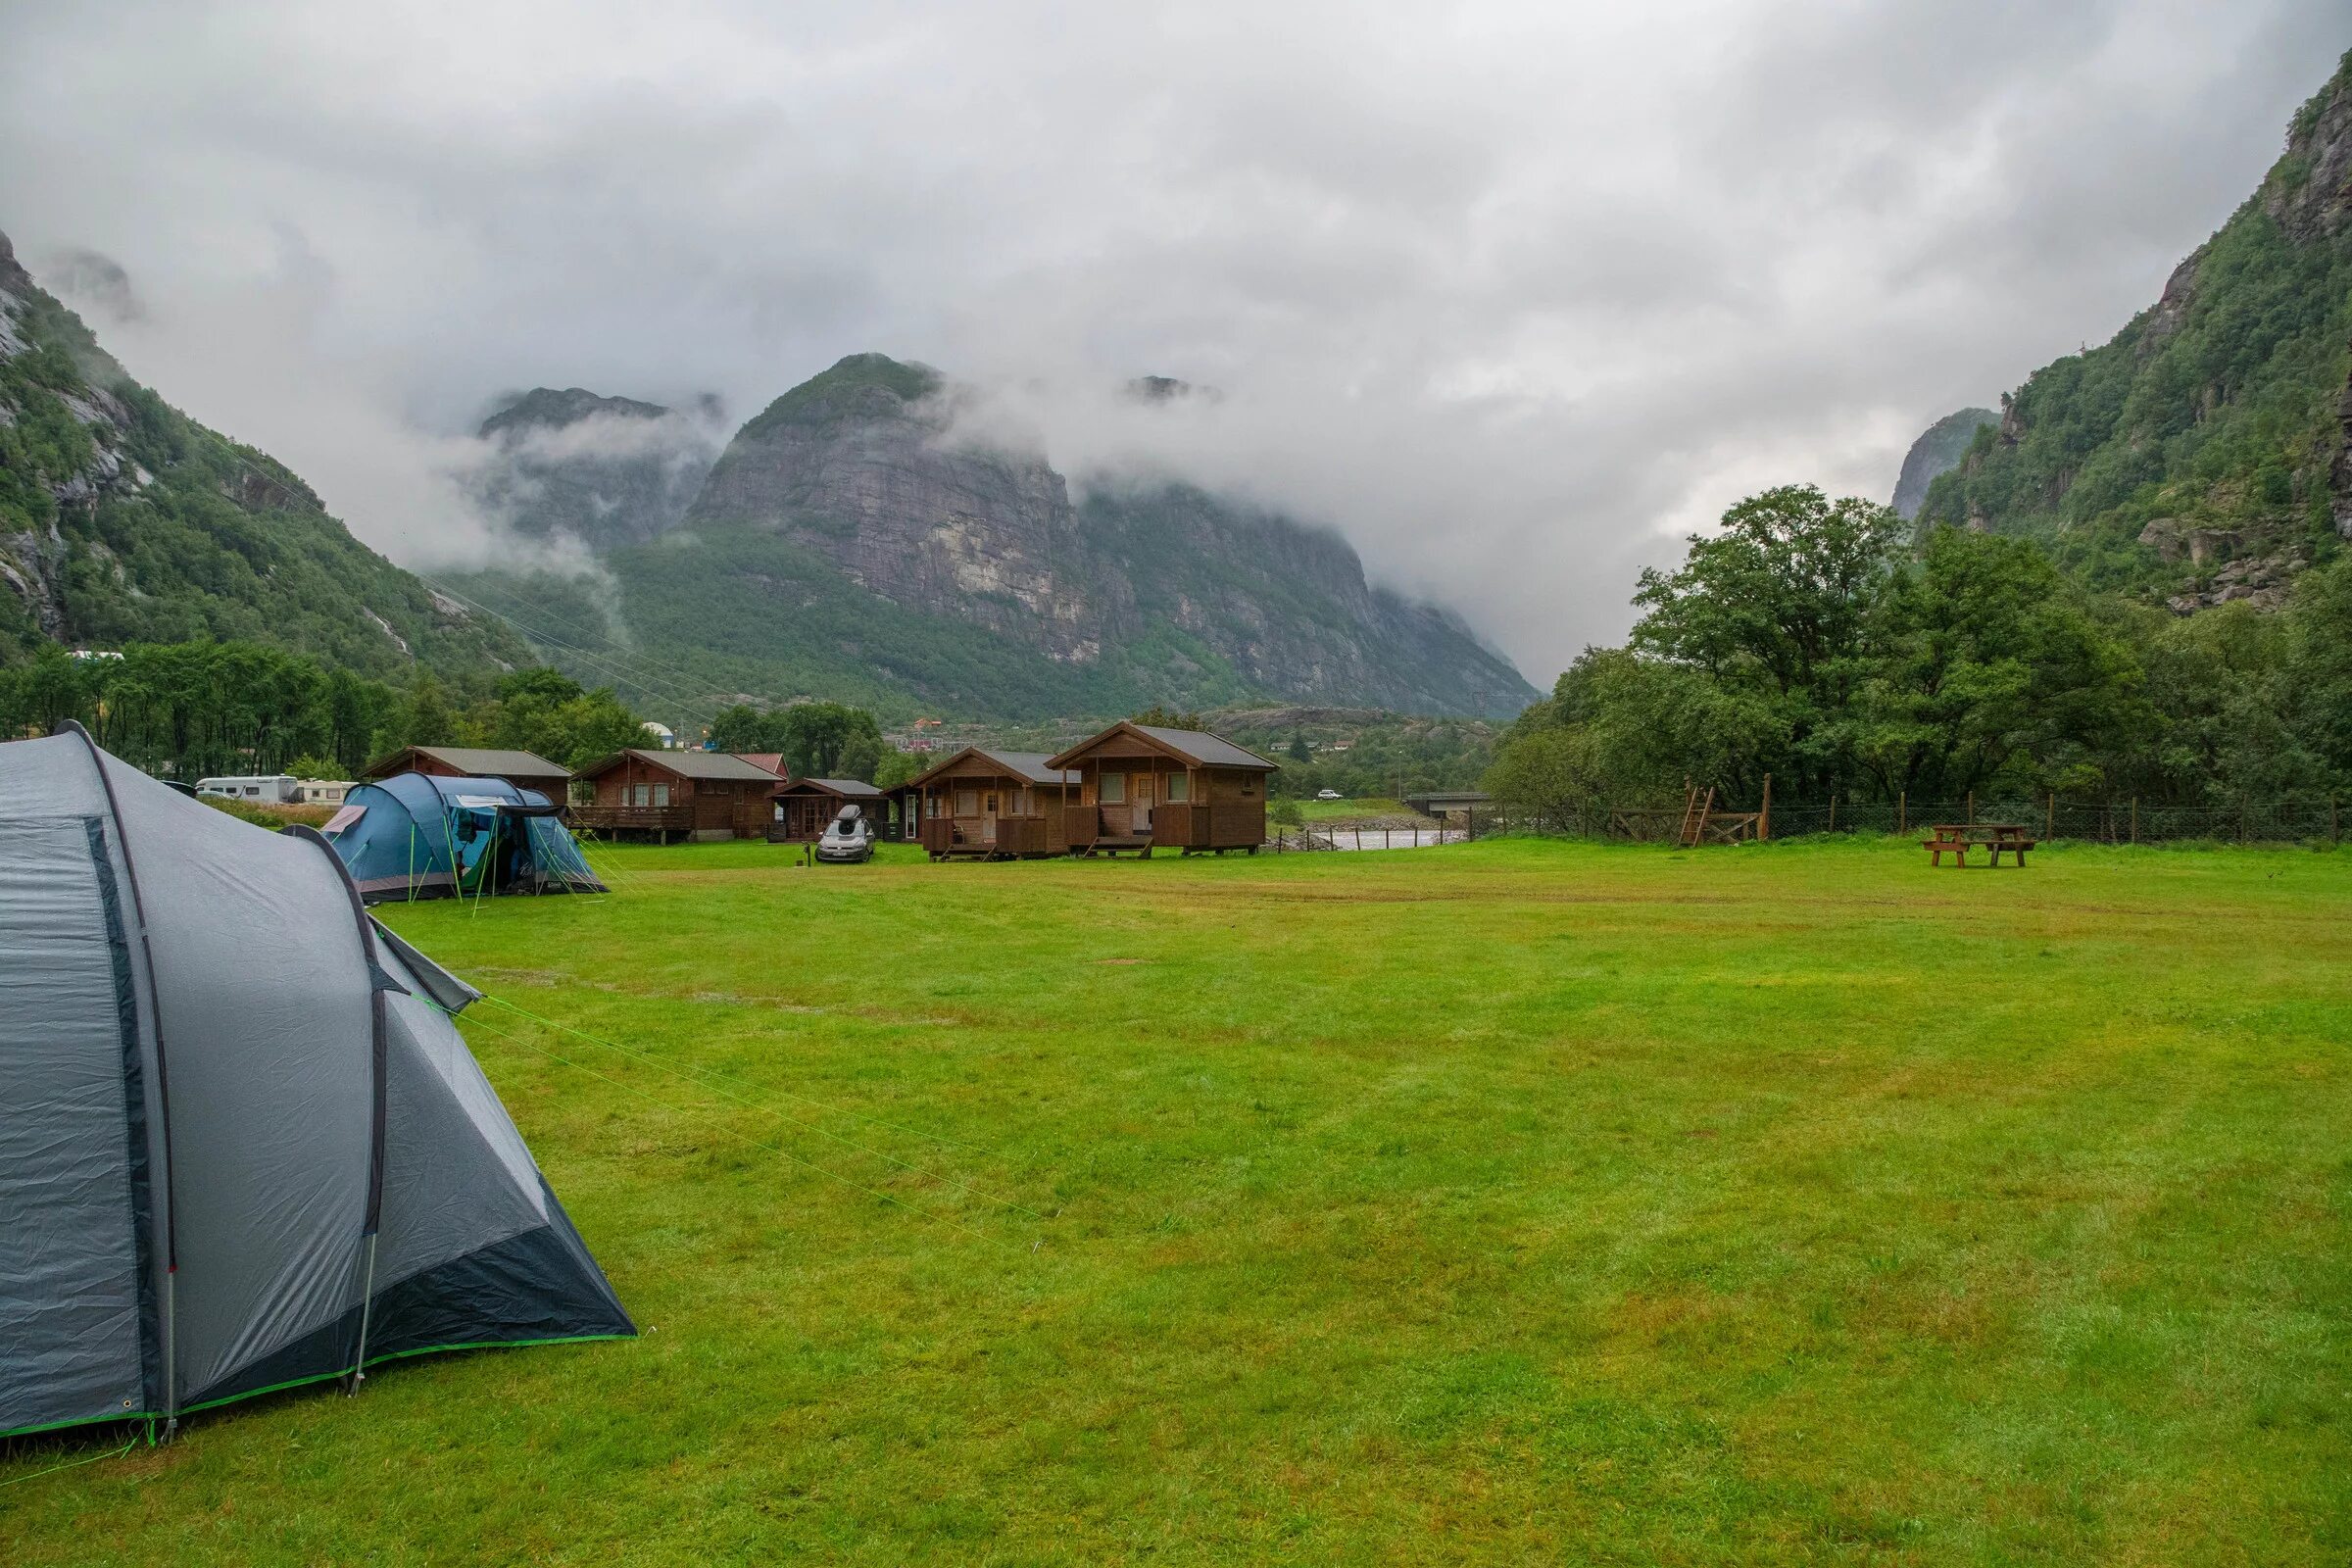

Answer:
[1922,823,2036,867]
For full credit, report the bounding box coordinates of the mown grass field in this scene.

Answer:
[7,836,2350,1563]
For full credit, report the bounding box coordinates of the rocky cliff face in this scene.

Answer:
[631,352,1533,715]
[0,227,525,673]
[1918,51,2352,614]
[1890,408,1995,519]
[473,386,719,552]
[685,355,1126,662]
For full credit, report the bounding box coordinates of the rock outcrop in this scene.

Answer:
[1890,408,1996,519]
[685,356,1124,662]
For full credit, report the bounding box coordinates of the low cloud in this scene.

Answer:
[3,0,2346,683]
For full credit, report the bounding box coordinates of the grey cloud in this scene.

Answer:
[2,0,2347,686]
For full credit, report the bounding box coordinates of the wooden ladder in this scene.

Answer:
[1678,785,1715,848]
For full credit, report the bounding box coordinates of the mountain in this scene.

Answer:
[1890,408,1996,518]
[473,386,720,551]
[1919,50,2352,612]
[0,229,526,674]
[461,352,1536,719]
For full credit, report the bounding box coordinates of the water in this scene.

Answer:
[1280,826,1461,851]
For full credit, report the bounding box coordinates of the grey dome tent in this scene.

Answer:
[0,728,632,1440]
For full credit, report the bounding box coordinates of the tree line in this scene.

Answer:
[0,641,647,782]
[1489,485,2352,821]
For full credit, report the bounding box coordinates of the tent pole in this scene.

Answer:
[348,1234,380,1393]
[62,721,182,1438]
[282,825,394,1398]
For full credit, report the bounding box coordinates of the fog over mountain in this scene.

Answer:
[2,0,2347,681]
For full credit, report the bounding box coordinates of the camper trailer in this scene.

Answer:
[194,773,301,804]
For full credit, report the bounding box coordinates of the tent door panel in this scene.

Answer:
[0,818,150,1433]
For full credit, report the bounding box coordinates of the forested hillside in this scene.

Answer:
[0,230,527,676]
[1920,51,2352,612]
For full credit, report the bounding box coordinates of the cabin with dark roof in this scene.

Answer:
[898,747,1078,859]
[363,745,570,803]
[569,749,781,842]
[1046,723,1278,856]
[769,777,886,842]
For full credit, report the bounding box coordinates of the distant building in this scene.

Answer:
[641,721,677,749]
[361,746,571,804]
[1048,722,1279,857]
[297,779,356,807]
[571,749,781,841]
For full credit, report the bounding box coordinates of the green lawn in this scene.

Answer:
[9,836,2350,1563]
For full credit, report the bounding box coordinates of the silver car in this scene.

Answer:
[815,804,875,863]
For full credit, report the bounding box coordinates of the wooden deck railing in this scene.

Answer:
[926,813,1062,855]
[568,804,695,833]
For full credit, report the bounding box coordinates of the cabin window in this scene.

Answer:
[1098,772,1125,804]
[1241,777,1257,797]
[956,789,979,815]
[653,783,671,807]
[1015,787,1030,813]
[631,784,650,807]
[984,793,999,814]
[1166,772,1190,803]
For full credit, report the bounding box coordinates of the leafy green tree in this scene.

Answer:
[778,702,886,780]
[1630,484,1902,797]
[1847,528,2150,799]
[1129,705,1206,731]
[2289,556,2352,786]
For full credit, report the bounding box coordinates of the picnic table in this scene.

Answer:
[1921,823,2036,867]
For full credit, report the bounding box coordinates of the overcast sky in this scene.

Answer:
[4,1,2347,685]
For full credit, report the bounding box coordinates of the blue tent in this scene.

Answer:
[322,772,608,905]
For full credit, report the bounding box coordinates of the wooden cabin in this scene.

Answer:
[769,777,886,842]
[898,748,1078,859]
[1046,723,1278,856]
[361,745,569,803]
[569,749,780,842]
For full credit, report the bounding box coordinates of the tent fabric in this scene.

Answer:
[0,729,632,1438]
[322,771,607,905]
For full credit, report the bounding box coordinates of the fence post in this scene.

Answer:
[2046,792,2054,844]
[1897,791,1905,836]
[2130,798,2137,845]
[1828,797,1836,834]
[2333,797,2339,847]
[1760,773,1772,841]
[2240,795,2249,845]
[1966,790,1974,826]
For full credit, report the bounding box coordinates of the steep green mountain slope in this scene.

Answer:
[1920,51,2352,611]
[461,353,1537,721]
[1889,408,1996,518]
[0,229,526,674]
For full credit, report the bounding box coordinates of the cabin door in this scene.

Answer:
[1132,770,1154,833]
[981,791,999,845]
